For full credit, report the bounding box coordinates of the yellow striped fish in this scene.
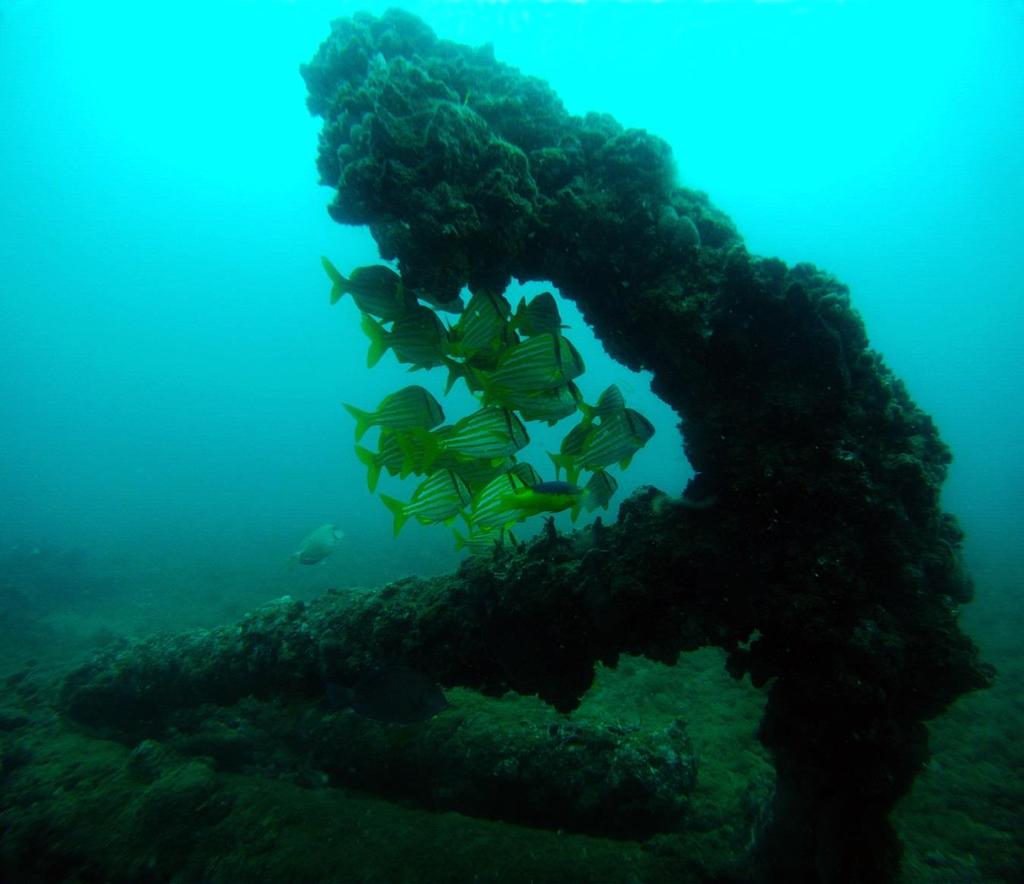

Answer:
[354,433,407,493]
[550,408,655,482]
[581,470,618,512]
[354,428,459,491]
[360,307,448,370]
[499,382,582,425]
[472,333,585,405]
[321,258,413,321]
[380,470,472,536]
[452,525,513,558]
[579,384,626,424]
[468,463,544,530]
[344,386,444,442]
[450,457,514,494]
[511,291,565,338]
[430,407,529,460]
[449,290,514,358]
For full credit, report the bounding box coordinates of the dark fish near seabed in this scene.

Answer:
[326,666,450,724]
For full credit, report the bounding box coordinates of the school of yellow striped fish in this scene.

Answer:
[322,257,655,556]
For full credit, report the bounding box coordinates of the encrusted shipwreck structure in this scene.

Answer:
[61,11,992,883]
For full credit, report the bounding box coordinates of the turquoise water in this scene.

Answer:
[1,2,1021,881]
[2,1,1021,585]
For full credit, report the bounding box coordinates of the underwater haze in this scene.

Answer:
[2,0,1021,600]
[1,1,1022,881]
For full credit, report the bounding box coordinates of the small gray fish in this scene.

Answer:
[292,524,344,565]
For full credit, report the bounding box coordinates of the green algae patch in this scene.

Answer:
[893,652,1024,883]
[575,649,773,859]
[1,716,714,883]
[1,729,151,881]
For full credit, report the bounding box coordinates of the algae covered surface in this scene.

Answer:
[2,566,1022,882]
[293,10,994,880]
[892,601,1024,883]
[1,625,771,883]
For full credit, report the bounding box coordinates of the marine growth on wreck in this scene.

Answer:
[295,10,994,881]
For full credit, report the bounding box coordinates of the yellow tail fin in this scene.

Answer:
[380,495,409,537]
[321,256,349,305]
[354,445,381,493]
[343,403,372,442]
[360,313,389,368]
